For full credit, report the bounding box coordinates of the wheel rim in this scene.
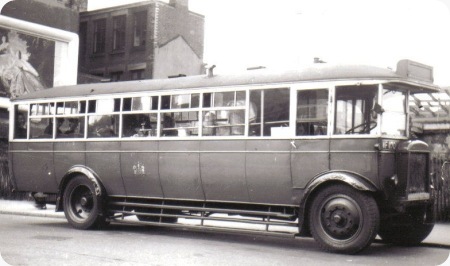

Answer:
[69,185,94,221]
[319,195,363,241]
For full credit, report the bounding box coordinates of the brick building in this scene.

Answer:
[78,0,205,82]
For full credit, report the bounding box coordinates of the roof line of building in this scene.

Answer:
[157,34,202,59]
[81,0,204,18]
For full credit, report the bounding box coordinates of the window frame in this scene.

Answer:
[132,11,147,48]
[112,15,126,52]
[93,18,106,54]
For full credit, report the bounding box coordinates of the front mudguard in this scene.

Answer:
[297,171,378,236]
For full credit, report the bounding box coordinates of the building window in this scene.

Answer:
[112,15,126,51]
[93,18,106,54]
[110,71,123,82]
[130,69,145,80]
[79,21,87,57]
[133,11,147,47]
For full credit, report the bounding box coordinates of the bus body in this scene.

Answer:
[9,60,438,254]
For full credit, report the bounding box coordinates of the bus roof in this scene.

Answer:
[14,63,439,101]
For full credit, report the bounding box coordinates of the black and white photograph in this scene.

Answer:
[0,0,450,265]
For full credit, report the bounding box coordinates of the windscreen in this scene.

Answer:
[381,88,407,137]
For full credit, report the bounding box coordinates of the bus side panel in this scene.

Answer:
[246,140,293,204]
[291,139,330,188]
[159,140,204,200]
[85,142,125,196]
[330,139,379,186]
[54,142,86,186]
[120,141,163,198]
[200,140,249,202]
[11,142,58,193]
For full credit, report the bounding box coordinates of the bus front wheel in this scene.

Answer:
[63,175,106,230]
[378,210,434,245]
[309,184,379,254]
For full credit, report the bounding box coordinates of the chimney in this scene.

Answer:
[206,65,216,78]
[169,0,189,9]
[314,57,326,64]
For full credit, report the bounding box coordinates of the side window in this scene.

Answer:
[55,101,87,139]
[56,117,85,139]
[249,88,290,137]
[30,118,53,139]
[122,96,158,138]
[202,91,246,136]
[29,103,54,139]
[122,113,157,137]
[87,98,120,138]
[88,115,119,138]
[161,111,198,137]
[14,105,28,139]
[160,94,200,137]
[296,89,328,136]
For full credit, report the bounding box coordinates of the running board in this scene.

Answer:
[110,218,299,238]
[106,197,299,235]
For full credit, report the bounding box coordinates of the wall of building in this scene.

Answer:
[79,3,156,80]
[156,1,204,60]
[79,0,204,82]
[153,35,203,79]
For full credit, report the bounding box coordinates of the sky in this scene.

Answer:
[89,0,450,86]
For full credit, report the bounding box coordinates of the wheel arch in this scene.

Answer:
[297,171,379,236]
[55,165,104,212]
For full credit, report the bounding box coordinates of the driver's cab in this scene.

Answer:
[334,84,407,138]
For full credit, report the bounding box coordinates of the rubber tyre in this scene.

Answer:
[63,175,106,230]
[378,213,434,245]
[309,184,379,254]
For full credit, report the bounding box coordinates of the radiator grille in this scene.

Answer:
[396,153,428,197]
[408,153,428,194]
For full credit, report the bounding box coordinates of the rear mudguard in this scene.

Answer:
[55,165,104,212]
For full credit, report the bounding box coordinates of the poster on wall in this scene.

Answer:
[0,27,55,98]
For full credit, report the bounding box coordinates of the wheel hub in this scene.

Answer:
[321,197,361,240]
[80,197,88,207]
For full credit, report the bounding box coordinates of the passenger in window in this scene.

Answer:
[203,111,216,136]
[296,124,309,136]
[65,118,79,135]
[96,126,114,137]
[97,119,115,137]
[15,113,27,138]
[44,118,64,136]
[123,114,151,137]
[162,114,177,136]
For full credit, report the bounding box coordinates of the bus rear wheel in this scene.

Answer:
[63,175,106,230]
[309,184,379,254]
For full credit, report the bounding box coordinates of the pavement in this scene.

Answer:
[0,199,449,249]
[0,199,64,219]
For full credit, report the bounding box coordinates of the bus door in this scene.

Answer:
[11,142,57,193]
[120,141,164,198]
[200,140,249,202]
[12,106,58,193]
[199,90,249,202]
[159,140,204,200]
[291,88,330,191]
[330,85,379,180]
[245,88,293,205]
